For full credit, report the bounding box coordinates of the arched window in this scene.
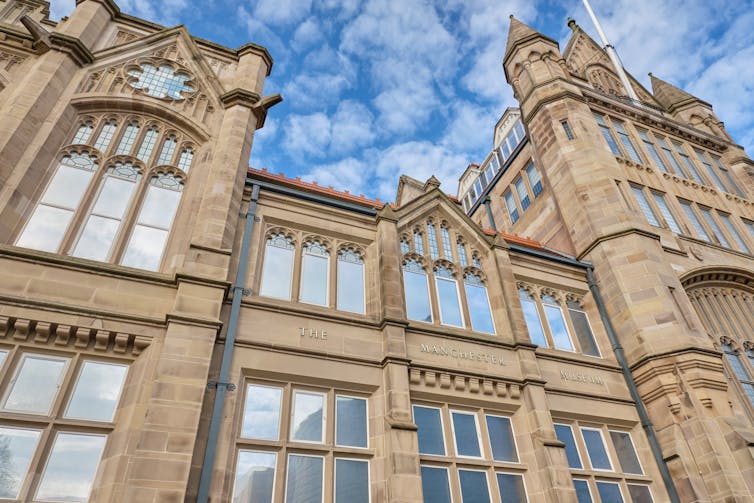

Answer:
[440,224,453,260]
[15,116,196,271]
[457,241,468,267]
[177,147,193,173]
[464,273,494,334]
[400,238,410,255]
[299,241,329,306]
[337,249,365,314]
[413,230,424,255]
[434,265,463,327]
[541,293,574,351]
[519,287,546,346]
[259,233,295,300]
[403,259,432,323]
[427,222,440,259]
[157,135,177,165]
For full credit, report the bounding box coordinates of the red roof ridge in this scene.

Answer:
[248,167,389,209]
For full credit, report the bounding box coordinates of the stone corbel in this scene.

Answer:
[20,15,93,66]
[219,89,283,129]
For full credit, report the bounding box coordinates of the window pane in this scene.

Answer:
[651,193,682,234]
[627,484,653,503]
[459,470,490,503]
[487,415,517,462]
[233,450,276,503]
[404,270,432,323]
[630,186,660,227]
[335,459,368,503]
[336,396,367,447]
[596,482,625,503]
[42,165,94,209]
[568,308,600,357]
[73,215,121,261]
[554,424,582,468]
[242,384,282,440]
[699,207,730,247]
[3,354,68,414]
[291,391,324,443]
[614,121,642,164]
[285,455,323,503]
[451,411,481,457]
[420,466,451,503]
[504,189,519,223]
[574,480,593,503]
[300,253,329,306]
[93,122,116,152]
[16,205,73,252]
[515,177,530,210]
[35,433,106,502]
[138,186,182,229]
[337,259,365,313]
[436,277,463,327]
[543,304,574,351]
[259,244,294,300]
[520,297,547,346]
[581,428,612,470]
[0,350,6,368]
[465,283,495,334]
[718,213,750,253]
[136,127,159,161]
[0,427,41,499]
[526,163,543,196]
[609,431,643,474]
[680,202,710,242]
[120,225,168,270]
[65,361,128,422]
[496,473,526,503]
[92,176,137,218]
[414,405,445,455]
[427,224,439,260]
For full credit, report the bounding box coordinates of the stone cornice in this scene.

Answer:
[76,0,120,18]
[236,43,274,76]
[49,32,93,65]
[577,228,661,261]
[220,88,261,109]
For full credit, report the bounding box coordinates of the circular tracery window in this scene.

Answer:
[127,63,194,100]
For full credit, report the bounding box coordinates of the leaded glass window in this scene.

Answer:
[157,135,178,165]
[177,147,194,173]
[400,238,410,254]
[128,63,194,100]
[638,129,669,172]
[699,206,730,247]
[594,114,622,157]
[673,141,705,184]
[651,192,682,234]
[525,162,542,196]
[613,120,642,164]
[115,122,140,155]
[440,225,453,260]
[136,126,159,161]
[457,241,468,266]
[630,186,660,227]
[72,121,93,145]
[427,223,439,259]
[413,231,424,255]
[680,200,710,242]
[722,343,754,407]
[93,120,117,152]
[718,213,750,253]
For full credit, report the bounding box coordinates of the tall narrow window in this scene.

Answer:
[337,249,365,313]
[594,114,622,157]
[637,129,669,172]
[157,135,178,165]
[456,241,468,266]
[73,162,141,261]
[335,458,369,503]
[427,223,439,259]
[299,241,329,306]
[434,266,463,327]
[464,273,494,334]
[562,120,575,140]
[722,343,754,407]
[542,294,574,351]
[259,233,295,300]
[504,189,519,223]
[695,149,728,191]
[403,260,432,323]
[525,162,543,196]
[514,176,530,210]
[613,120,642,163]
[0,427,41,499]
[234,451,277,503]
[136,126,159,161]
[93,120,117,152]
[16,153,98,252]
[712,156,744,197]
[72,121,94,144]
[400,238,410,255]
[440,225,453,260]
[421,466,451,503]
[718,213,750,253]
[519,288,546,346]
[609,431,643,475]
[651,192,682,234]
[241,384,283,440]
[554,424,582,468]
[121,174,183,270]
[290,390,325,443]
[413,405,445,455]
[630,186,661,227]
[699,206,730,247]
[451,410,482,457]
[115,122,140,155]
[286,454,324,503]
[679,200,710,242]
[35,433,106,502]
[673,142,705,184]
[581,427,612,470]
[655,136,683,175]
[177,147,194,173]
[567,299,600,357]
[413,231,424,255]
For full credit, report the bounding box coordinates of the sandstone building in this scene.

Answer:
[0,1,751,502]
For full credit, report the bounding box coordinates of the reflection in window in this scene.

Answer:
[413,405,445,455]
[596,481,624,503]
[581,428,612,470]
[420,466,452,503]
[336,396,367,448]
[496,473,526,503]
[486,415,517,462]
[628,484,653,503]
[567,300,600,357]
[233,450,276,503]
[457,241,468,266]
[73,162,141,261]
[2,354,69,415]
[35,433,106,502]
[259,234,295,300]
[542,294,574,351]
[300,241,329,306]
[574,479,593,503]
[440,225,453,260]
[64,361,128,422]
[335,458,369,503]
[121,174,184,270]
[413,231,424,255]
[451,411,482,457]
[285,454,323,503]
[515,176,530,210]
[136,126,159,161]
[519,288,546,346]
[609,431,643,474]
[290,391,325,443]
[555,424,582,468]
[16,153,98,252]
[464,273,494,334]
[526,162,543,196]
[241,384,283,440]
[0,427,41,499]
[459,469,491,503]
[434,266,463,327]
[337,249,365,314]
[403,260,432,323]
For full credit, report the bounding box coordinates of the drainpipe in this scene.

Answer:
[197,183,261,502]
[586,267,681,503]
[483,197,497,232]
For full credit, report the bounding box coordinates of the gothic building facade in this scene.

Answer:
[0,1,751,502]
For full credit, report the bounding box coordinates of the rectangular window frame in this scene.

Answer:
[457,467,492,503]
[334,457,370,503]
[449,409,483,459]
[289,389,327,444]
[334,394,369,449]
[299,246,331,307]
[434,275,465,329]
[284,452,325,503]
[1,353,71,416]
[580,426,614,472]
[413,403,448,457]
[485,413,519,463]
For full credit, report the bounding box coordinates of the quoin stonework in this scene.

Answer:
[0,1,752,502]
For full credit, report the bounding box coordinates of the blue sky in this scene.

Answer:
[51,0,754,202]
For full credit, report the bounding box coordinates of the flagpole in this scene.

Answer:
[581,0,640,102]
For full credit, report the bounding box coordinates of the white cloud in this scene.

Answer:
[292,17,324,51]
[282,71,354,109]
[253,0,313,27]
[331,101,376,153]
[283,113,332,156]
[301,157,371,196]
